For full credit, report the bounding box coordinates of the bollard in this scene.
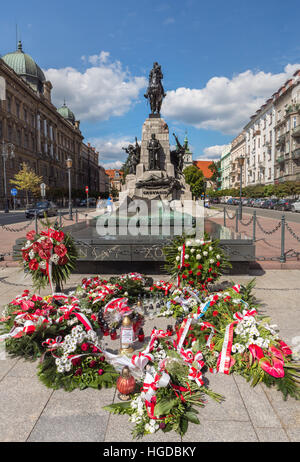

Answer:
[75,209,78,223]
[223,207,226,227]
[35,210,38,234]
[235,210,239,233]
[253,210,256,242]
[280,215,286,263]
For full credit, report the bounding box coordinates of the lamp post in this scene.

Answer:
[237,155,245,220]
[66,157,73,220]
[1,141,15,213]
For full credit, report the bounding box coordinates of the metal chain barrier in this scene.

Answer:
[225,209,237,220]
[0,216,35,233]
[239,215,254,227]
[285,221,300,243]
[256,217,282,235]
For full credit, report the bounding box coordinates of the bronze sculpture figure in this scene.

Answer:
[144,62,166,115]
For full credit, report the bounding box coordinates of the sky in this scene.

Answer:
[1,0,300,169]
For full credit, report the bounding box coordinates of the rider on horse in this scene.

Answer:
[144,62,166,114]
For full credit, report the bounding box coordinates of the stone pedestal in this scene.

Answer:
[122,115,192,201]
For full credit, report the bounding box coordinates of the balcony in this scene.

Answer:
[292,125,300,138]
[292,148,300,160]
[276,134,285,147]
[285,104,300,115]
[276,155,285,164]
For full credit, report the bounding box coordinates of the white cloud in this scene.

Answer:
[162,64,300,135]
[88,136,139,169]
[200,144,229,161]
[44,53,147,122]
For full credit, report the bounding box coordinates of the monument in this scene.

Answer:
[120,62,192,202]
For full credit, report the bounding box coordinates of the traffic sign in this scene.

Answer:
[10,188,17,196]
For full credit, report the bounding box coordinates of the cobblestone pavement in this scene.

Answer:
[0,267,299,442]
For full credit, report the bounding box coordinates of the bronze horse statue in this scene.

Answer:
[144,62,166,115]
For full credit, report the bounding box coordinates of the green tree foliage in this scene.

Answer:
[10,162,43,205]
[183,165,205,199]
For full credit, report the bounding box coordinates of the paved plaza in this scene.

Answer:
[0,266,299,442]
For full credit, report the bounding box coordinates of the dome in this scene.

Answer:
[2,41,46,92]
[57,101,76,124]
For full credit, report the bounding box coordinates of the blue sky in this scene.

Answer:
[1,0,300,168]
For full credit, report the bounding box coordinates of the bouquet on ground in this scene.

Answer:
[163,234,231,291]
[21,226,77,292]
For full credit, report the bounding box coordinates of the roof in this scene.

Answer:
[2,41,45,91]
[57,102,75,123]
[193,160,214,178]
[105,169,124,180]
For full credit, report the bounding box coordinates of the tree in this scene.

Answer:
[183,165,205,199]
[10,163,43,205]
[208,160,221,188]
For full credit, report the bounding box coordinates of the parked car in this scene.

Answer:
[291,200,300,212]
[25,201,58,218]
[273,199,294,211]
[264,198,279,209]
[79,198,97,207]
[226,198,233,205]
[242,198,250,206]
[252,198,264,208]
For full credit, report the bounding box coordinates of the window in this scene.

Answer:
[7,95,11,112]
[24,108,27,123]
[293,116,297,128]
[16,101,20,118]
[17,130,21,145]
[0,120,2,139]
[8,125,12,141]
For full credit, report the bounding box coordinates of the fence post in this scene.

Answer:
[223,206,226,227]
[253,210,256,242]
[235,210,239,233]
[280,215,286,263]
[34,210,38,234]
[75,209,78,223]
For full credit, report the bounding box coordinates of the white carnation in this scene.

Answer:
[176,256,180,261]
[203,251,208,256]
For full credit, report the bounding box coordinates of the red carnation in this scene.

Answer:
[216,261,221,267]
[74,368,82,376]
[28,259,39,271]
[184,263,190,267]
[91,314,97,321]
[177,265,181,269]
[182,274,187,279]
[32,242,40,252]
[197,265,203,269]
[54,244,67,257]
[89,360,97,368]
[196,271,201,276]
[207,277,213,282]
[98,369,104,375]
[188,270,193,275]
[26,230,36,241]
[100,356,105,362]
[212,310,219,317]
[208,267,212,273]
[81,343,89,351]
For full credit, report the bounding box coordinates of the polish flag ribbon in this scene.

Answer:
[218,309,257,374]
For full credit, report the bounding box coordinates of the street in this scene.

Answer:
[215,204,300,224]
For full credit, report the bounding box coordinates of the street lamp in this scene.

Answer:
[66,157,73,220]
[1,140,15,213]
[237,155,245,220]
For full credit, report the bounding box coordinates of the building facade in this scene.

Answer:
[273,71,300,183]
[244,99,276,187]
[229,132,246,189]
[220,144,231,190]
[0,41,105,206]
[105,169,123,192]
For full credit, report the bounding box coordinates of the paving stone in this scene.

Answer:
[182,420,258,442]
[255,427,290,442]
[104,412,181,442]
[0,357,19,381]
[27,414,109,442]
[0,375,52,442]
[44,387,116,417]
[199,373,249,422]
[286,428,300,442]
[233,375,283,428]
[6,358,39,378]
[261,384,300,429]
